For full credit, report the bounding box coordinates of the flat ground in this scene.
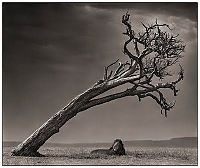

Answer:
[3,145,197,165]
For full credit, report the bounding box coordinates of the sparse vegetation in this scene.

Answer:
[3,145,197,165]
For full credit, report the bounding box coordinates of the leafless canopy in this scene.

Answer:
[82,12,185,117]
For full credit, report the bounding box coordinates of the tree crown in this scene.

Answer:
[99,12,185,117]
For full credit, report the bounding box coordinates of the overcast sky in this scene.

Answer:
[3,2,197,144]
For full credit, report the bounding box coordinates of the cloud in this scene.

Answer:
[87,2,197,22]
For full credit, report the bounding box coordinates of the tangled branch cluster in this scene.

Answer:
[98,12,185,117]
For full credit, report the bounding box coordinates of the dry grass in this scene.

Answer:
[3,146,197,165]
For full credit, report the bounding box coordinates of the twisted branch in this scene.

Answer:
[91,12,185,117]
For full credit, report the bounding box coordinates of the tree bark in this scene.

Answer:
[11,84,104,156]
[11,81,121,156]
[11,101,79,156]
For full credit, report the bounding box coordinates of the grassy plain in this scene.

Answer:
[3,145,197,165]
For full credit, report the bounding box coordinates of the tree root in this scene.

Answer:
[11,150,45,157]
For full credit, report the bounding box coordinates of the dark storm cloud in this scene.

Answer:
[3,2,197,143]
[88,2,197,22]
[3,3,117,74]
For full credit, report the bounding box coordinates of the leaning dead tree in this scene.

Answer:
[12,13,185,157]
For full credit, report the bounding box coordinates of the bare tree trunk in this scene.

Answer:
[11,81,119,156]
[11,101,79,156]
[11,85,104,157]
